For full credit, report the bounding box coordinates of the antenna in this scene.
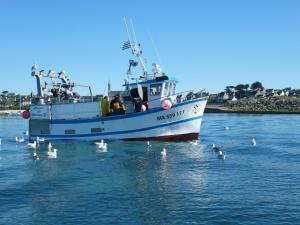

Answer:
[130,19,138,44]
[148,30,164,72]
[124,17,133,47]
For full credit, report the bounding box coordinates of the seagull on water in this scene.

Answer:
[218,150,226,160]
[146,141,151,147]
[190,140,198,145]
[212,143,223,152]
[47,148,57,159]
[36,136,40,145]
[48,142,52,151]
[27,141,37,149]
[251,138,256,146]
[161,148,167,157]
[224,126,230,131]
[95,140,107,151]
[16,136,25,143]
[33,152,39,160]
[47,143,57,159]
[37,137,45,143]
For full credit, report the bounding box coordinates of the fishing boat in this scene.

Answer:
[26,24,207,141]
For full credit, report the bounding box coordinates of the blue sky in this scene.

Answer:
[0,0,300,95]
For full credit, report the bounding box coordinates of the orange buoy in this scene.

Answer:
[22,110,30,119]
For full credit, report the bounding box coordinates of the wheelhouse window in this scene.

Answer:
[168,83,173,96]
[163,82,176,97]
[163,82,169,97]
[150,83,162,96]
[172,83,176,95]
[168,82,176,96]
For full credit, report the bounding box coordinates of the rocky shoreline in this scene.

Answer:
[205,97,300,114]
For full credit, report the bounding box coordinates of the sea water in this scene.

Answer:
[0,114,299,225]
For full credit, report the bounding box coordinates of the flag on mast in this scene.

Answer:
[122,40,131,50]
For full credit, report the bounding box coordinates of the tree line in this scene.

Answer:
[225,81,264,99]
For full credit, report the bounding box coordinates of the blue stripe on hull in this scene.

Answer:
[30,115,202,139]
[49,98,207,124]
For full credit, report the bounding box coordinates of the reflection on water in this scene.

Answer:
[0,115,300,224]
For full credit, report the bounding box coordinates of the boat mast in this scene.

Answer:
[124,17,148,80]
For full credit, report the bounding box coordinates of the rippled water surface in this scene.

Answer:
[0,114,300,224]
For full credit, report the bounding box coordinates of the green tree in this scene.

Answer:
[225,86,235,95]
[2,91,8,96]
[235,84,250,99]
[251,81,264,90]
[235,84,249,91]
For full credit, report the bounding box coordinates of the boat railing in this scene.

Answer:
[31,96,98,105]
[145,89,208,105]
[173,89,208,103]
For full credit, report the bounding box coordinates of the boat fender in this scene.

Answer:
[22,110,30,119]
[161,99,172,110]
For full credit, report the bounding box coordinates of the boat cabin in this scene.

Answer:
[118,75,177,113]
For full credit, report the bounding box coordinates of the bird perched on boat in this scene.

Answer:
[32,63,37,71]
[218,150,226,160]
[251,138,256,146]
[224,126,230,131]
[15,136,25,143]
[161,148,167,157]
[47,144,57,159]
[27,141,37,149]
[95,140,107,151]
[33,152,39,160]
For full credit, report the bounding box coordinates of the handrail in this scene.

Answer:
[134,89,207,104]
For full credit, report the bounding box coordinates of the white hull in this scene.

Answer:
[29,98,207,141]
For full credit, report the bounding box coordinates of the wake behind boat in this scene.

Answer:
[25,23,207,141]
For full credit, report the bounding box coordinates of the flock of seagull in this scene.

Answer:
[211,126,257,160]
[0,133,58,160]
[26,137,57,160]
[0,126,257,161]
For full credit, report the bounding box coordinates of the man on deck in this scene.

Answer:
[101,96,109,117]
[109,95,125,115]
